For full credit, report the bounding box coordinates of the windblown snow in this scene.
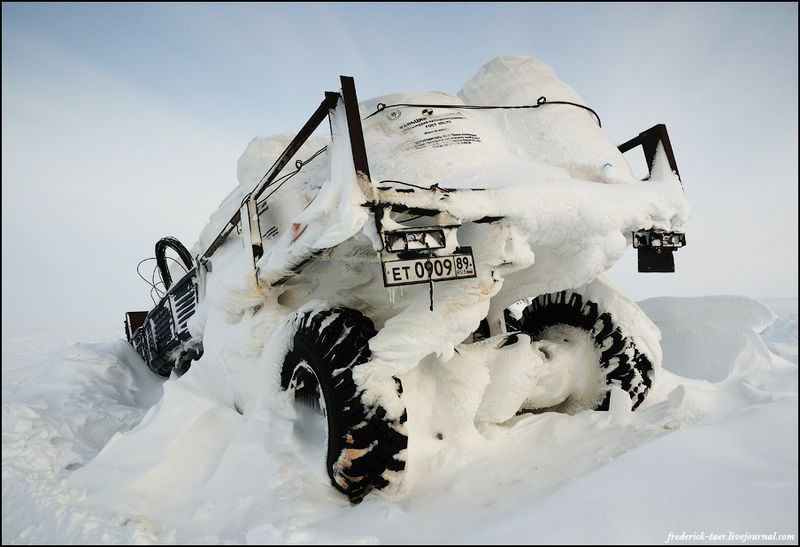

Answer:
[3,56,796,544]
[3,297,797,543]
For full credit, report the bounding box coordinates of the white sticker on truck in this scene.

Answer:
[379,108,484,152]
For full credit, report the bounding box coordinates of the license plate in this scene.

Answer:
[382,249,477,287]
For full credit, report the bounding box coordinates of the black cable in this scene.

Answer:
[377,179,431,191]
[137,258,159,290]
[259,171,301,203]
[137,255,188,306]
[137,258,163,306]
[399,214,426,223]
[241,145,328,210]
[258,145,328,204]
[299,145,328,167]
[165,255,189,275]
[365,96,602,127]
[151,265,164,298]
[377,179,462,193]
[149,281,167,306]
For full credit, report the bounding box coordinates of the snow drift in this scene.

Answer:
[2,296,797,543]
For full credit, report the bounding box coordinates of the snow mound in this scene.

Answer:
[758,297,798,364]
[459,55,634,184]
[2,335,165,543]
[639,296,777,382]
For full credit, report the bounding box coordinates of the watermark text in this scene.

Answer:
[665,531,796,544]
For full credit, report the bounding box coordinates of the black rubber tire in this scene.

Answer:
[146,341,201,377]
[508,291,654,411]
[147,358,172,378]
[280,307,408,504]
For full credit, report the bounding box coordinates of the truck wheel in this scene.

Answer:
[280,308,407,503]
[147,358,172,378]
[512,291,654,411]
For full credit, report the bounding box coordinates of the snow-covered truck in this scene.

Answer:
[123,57,688,503]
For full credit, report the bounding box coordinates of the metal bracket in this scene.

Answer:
[620,126,686,273]
[618,124,681,182]
[240,201,263,283]
[340,75,375,202]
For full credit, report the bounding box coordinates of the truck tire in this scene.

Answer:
[509,290,654,411]
[280,307,407,503]
[147,356,173,378]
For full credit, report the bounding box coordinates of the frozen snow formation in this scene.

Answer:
[3,297,796,543]
[639,296,777,381]
[2,56,795,543]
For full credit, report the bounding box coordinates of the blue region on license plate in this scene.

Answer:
[382,251,476,287]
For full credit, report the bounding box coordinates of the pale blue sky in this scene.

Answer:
[3,2,798,329]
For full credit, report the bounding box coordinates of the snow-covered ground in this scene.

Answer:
[2,296,797,544]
